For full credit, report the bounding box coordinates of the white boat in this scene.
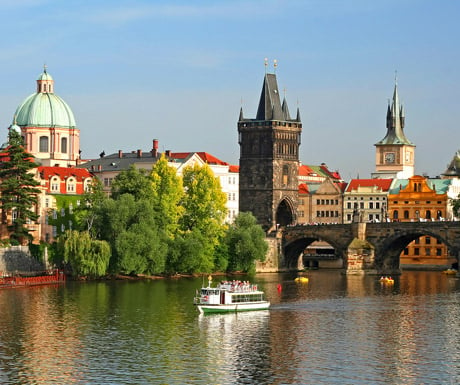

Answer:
[194,276,270,314]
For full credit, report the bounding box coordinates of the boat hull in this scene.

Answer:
[197,301,270,314]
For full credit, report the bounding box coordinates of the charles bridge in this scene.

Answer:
[263,221,460,275]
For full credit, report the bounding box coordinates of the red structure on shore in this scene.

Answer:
[0,269,65,288]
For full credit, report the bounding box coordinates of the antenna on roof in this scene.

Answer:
[264,58,268,73]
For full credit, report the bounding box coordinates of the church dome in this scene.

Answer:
[13,67,76,129]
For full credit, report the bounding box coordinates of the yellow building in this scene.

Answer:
[388,175,454,267]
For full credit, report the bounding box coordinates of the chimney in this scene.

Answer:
[152,139,158,157]
[165,150,171,157]
[137,149,142,158]
[118,150,123,158]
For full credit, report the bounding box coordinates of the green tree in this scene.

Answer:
[111,165,153,200]
[226,212,268,274]
[0,129,40,244]
[60,230,111,278]
[177,163,227,272]
[75,178,107,237]
[151,154,183,238]
[100,194,166,275]
[450,193,460,219]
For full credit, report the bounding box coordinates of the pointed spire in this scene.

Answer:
[296,107,301,122]
[239,107,244,121]
[376,75,413,146]
[256,73,283,120]
[281,97,291,120]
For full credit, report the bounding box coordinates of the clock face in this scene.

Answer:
[385,152,395,164]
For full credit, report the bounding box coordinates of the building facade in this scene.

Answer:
[343,179,393,223]
[388,175,453,266]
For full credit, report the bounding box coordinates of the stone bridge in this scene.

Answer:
[280,221,460,275]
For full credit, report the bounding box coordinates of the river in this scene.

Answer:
[0,270,459,384]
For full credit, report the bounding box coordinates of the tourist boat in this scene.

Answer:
[194,276,270,314]
[379,276,394,284]
[442,269,457,275]
[0,269,66,289]
[294,276,309,283]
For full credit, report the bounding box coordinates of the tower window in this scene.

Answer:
[39,136,49,152]
[61,137,68,153]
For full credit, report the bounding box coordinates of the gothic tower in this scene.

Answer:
[372,80,415,179]
[238,67,302,231]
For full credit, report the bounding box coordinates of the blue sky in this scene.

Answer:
[0,0,459,179]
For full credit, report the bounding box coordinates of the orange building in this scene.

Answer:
[388,175,453,267]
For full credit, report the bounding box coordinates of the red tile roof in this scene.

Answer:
[38,166,93,180]
[229,165,239,173]
[170,152,229,166]
[346,179,393,192]
[299,183,310,194]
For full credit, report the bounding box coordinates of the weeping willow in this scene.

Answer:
[62,230,111,278]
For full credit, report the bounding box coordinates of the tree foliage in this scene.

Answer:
[60,230,110,278]
[450,193,460,219]
[111,165,153,200]
[226,212,268,274]
[0,129,40,244]
[177,163,228,273]
[151,154,183,238]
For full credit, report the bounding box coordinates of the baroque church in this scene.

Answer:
[9,66,80,167]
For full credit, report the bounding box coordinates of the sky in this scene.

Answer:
[0,0,459,180]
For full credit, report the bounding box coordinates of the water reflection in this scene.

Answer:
[0,272,459,384]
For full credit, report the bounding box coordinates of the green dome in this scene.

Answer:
[14,92,76,128]
[37,71,53,81]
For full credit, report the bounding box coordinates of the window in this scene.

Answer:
[393,210,399,220]
[376,202,380,209]
[51,177,60,192]
[347,202,352,209]
[39,136,49,152]
[67,178,76,193]
[425,236,431,244]
[425,248,431,256]
[369,202,374,209]
[404,210,409,219]
[61,137,68,153]
[436,248,442,256]
[426,210,431,220]
[414,247,420,256]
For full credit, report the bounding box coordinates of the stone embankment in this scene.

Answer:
[0,246,44,273]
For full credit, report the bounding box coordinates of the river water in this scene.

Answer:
[0,270,459,384]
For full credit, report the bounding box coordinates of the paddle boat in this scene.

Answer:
[379,276,394,285]
[294,276,309,283]
[194,276,270,314]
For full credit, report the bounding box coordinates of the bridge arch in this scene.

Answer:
[367,223,460,273]
[282,225,354,269]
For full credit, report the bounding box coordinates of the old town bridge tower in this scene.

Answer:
[238,67,302,231]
